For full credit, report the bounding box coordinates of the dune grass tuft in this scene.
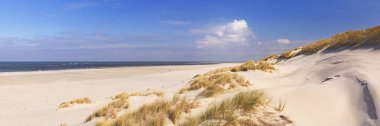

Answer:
[178,60,274,98]
[189,72,250,91]
[178,87,188,94]
[58,97,92,109]
[255,60,276,72]
[181,90,267,126]
[86,90,165,122]
[109,99,171,126]
[176,64,265,98]
[236,60,256,71]
[187,72,251,98]
[231,60,276,73]
[97,95,198,126]
[86,93,130,122]
[168,96,199,124]
[275,100,286,112]
[198,85,225,98]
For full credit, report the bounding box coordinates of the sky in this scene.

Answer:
[0,0,379,61]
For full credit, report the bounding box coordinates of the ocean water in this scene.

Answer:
[0,62,217,72]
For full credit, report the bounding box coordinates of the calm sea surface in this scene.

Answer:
[0,62,219,72]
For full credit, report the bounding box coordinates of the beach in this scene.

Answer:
[1,49,379,126]
[0,63,238,126]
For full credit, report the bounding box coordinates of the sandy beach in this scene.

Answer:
[1,50,379,126]
[0,63,238,126]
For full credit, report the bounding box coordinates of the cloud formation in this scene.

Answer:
[192,20,255,48]
[0,32,181,50]
[277,38,291,45]
[0,36,34,47]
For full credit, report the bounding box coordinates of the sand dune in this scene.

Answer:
[241,49,380,126]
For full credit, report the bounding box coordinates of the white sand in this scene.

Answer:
[1,49,379,126]
[0,63,238,126]
[240,49,380,126]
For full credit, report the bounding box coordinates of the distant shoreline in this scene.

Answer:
[0,61,224,73]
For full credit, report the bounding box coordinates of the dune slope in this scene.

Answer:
[241,49,380,126]
[252,25,380,126]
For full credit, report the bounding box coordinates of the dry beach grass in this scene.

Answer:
[181,90,268,126]
[96,96,198,126]
[86,90,165,122]
[58,97,92,109]
[263,25,380,61]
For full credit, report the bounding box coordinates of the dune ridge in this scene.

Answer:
[264,25,380,62]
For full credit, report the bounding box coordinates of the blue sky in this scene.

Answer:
[0,0,379,61]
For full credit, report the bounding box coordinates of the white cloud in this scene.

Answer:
[193,19,254,48]
[277,38,291,45]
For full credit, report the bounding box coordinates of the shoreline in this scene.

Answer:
[0,63,229,75]
[0,63,240,86]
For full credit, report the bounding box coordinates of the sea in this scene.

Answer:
[0,61,219,72]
